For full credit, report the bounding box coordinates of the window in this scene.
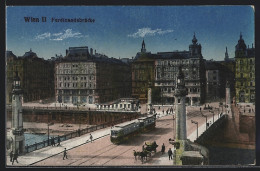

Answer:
[250,82,253,86]
[178,98,180,103]
[241,82,243,86]
[240,73,243,78]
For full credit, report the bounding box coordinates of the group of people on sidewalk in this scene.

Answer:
[51,136,61,147]
[9,151,19,165]
[160,143,173,160]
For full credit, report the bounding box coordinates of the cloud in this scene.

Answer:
[35,32,51,40]
[128,28,174,38]
[34,29,88,41]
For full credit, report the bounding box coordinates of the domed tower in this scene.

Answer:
[174,66,188,140]
[189,33,202,58]
[235,32,247,57]
[10,71,25,155]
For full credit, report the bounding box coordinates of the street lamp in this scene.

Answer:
[191,120,198,139]
[201,113,208,130]
[47,112,54,146]
[209,110,215,123]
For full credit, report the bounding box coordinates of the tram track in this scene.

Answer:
[74,116,174,166]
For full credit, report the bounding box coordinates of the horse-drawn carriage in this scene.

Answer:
[133,141,158,163]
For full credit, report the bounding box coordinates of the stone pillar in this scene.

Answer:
[226,87,231,106]
[225,81,231,115]
[175,96,187,140]
[190,97,193,106]
[9,72,25,154]
[147,87,152,114]
[174,66,188,140]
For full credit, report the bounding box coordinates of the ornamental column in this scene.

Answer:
[10,71,25,155]
[174,66,188,140]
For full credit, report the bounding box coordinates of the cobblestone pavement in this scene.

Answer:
[6,102,224,167]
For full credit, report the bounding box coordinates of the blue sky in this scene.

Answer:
[6,6,254,60]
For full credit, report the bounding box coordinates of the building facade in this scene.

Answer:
[55,46,131,104]
[6,50,55,104]
[131,40,156,104]
[154,34,206,105]
[234,34,255,103]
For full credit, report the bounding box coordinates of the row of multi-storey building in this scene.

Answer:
[6,33,255,106]
[6,49,55,104]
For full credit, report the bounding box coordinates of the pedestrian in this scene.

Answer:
[63,148,68,160]
[51,137,54,146]
[168,148,173,160]
[52,137,55,146]
[57,135,61,146]
[161,143,165,154]
[142,145,145,151]
[200,107,201,111]
[89,133,93,143]
[162,109,164,114]
[78,129,81,136]
[9,150,13,162]
[12,152,18,165]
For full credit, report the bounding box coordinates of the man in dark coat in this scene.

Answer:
[57,135,61,146]
[12,152,18,165]
[10,151,13,162]
[161,143,165,154]
[63,148,68,160]
[168,148,173,160]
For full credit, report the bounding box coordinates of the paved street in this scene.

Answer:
[6,102,223,167]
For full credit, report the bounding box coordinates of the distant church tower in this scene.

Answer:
[10,71,25,154]
[141,39,146,53]
[174,66,188,140]
[224,47,229,61]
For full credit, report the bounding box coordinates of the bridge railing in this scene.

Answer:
[194,114,228,144]
[24,114,140,153]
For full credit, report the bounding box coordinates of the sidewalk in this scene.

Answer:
[6,128,110,166]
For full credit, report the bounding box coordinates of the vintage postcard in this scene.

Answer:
[5,5,256,167]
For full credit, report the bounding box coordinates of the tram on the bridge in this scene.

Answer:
[110,114,156,144]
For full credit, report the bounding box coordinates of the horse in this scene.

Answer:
[139,151,148,163]
[133,150,140,160]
